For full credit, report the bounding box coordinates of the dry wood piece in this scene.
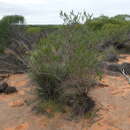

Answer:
[121,68,130,84]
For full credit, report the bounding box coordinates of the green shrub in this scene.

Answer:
[29,11,130,116]
[29,11,102,116]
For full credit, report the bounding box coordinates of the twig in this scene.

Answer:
[121,68,130,84]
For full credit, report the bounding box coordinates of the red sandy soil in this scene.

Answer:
[0,54,130,130]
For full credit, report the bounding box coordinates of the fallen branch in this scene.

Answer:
[121,68,130,84]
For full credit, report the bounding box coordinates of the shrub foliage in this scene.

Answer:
[29,11,102,116]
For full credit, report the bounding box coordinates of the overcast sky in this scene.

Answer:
[0,0,130,24]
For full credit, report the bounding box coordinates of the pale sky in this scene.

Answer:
[0,0,130,24]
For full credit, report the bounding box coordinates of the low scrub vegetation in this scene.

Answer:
[86,15,130,50]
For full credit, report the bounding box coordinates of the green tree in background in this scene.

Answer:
[0,15,25,53]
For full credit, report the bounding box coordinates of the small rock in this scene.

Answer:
[0,82,17,94]
[0,82,8,93]
[4,86,17,94]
